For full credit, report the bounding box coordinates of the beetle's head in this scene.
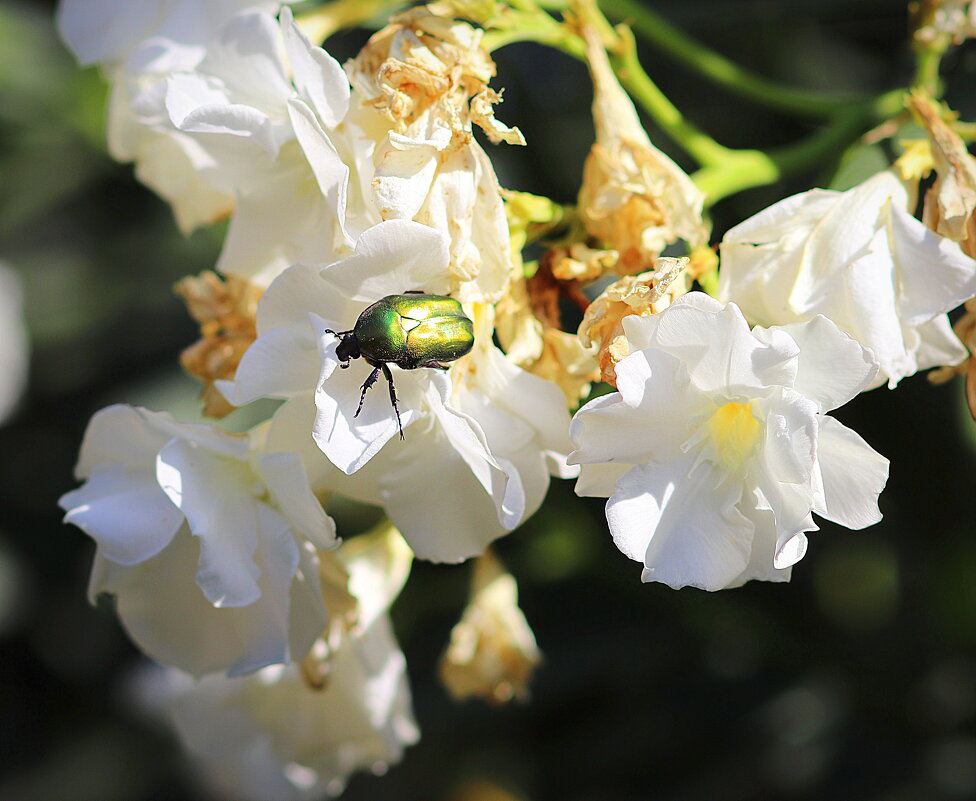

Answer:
[335,332,361,364]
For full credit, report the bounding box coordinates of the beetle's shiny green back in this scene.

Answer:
[354,294,474,369]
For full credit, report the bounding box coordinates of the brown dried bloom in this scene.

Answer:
[909,92,976,257]
[348,4,524,144]
[929,298,976,418]
[174,271,260,418]
[439,550,541,705]
[575,25,706,275]
[578,257,690,385]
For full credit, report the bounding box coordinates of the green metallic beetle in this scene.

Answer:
[325,292,474,439]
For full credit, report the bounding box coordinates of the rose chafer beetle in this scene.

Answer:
[325,292,474,440]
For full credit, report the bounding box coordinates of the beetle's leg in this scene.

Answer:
[402,289,426,295]
[354,366,382,418]
[380,362,405,440]
[421,361,452,371]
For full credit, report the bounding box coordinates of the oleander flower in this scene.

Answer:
[220,220,576,562]
[56,0,298,235]
[141,8,352,284]
[59,405,337,676]
[56,0,294,72]
[139,524,418,801]
[569,293,889,591]
[719,170,976,388]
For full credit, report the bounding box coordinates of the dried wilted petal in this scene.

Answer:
[910,92,976,257]
[530,328,599,407]
[494,276,599,406]
[578,257,690,385]
[550,242,619,283]
[576,25,706,275]
[439,550,541,705]
[175,271,260,418]
[348,5,521,144]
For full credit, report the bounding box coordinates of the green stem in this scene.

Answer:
[294,0,404,42]
[912,38,946,96]
[611,26,731,167]
[693,88,906,205]
[536,0,864,117]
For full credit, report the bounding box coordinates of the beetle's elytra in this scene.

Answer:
[325,292,474,440]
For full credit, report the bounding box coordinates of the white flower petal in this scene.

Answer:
[280,8,349,128]
[373,433,515,562]
[623,297,798,396]
[752,315,878,412]
[57,0,156,67]
[890,199,976,326]
[813,415,888,529]
[608,455,754,590]
[913,315,969,370]
[258,451,337,551]
[312,342,417,474]
[60,466,183,565]
[287,98,351,244]
[256,263,356,334]
[574,461,631,498]
[156,439,262,608]
[320,219,451,302]
[220,326,319,406]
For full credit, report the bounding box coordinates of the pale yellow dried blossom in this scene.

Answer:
[928,298,976,418]
[530,328,600,407]
[348,5,522,143]
[550,242,619,283]
[494,192,600,405]
[909,92,976,257]
[439,550,541,705]
[576,25,706,275]
[174,271,261,418]
[578,257,690,385]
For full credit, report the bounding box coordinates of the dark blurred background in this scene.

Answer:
[2,1,975,799]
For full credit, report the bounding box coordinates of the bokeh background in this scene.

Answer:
[2,1,976,799]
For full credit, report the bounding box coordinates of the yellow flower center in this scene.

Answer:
[707,401,761,470]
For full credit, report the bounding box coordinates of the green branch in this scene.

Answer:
[536,0,865,117]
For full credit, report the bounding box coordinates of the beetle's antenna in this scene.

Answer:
[355,366,381,418]
[323,328,354,337]
[381,363,404,440]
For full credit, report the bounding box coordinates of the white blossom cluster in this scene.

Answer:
[55,0,976,796]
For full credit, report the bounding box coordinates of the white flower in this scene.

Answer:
[56,0,291,73]
[221,220,576,562]
[137,525,418,801]
[132,8,351,283]
[0,262,28,424]
[719,170,976,388]
[59,405,337,676]
[569,293,889,591]
[56,1,297,235]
